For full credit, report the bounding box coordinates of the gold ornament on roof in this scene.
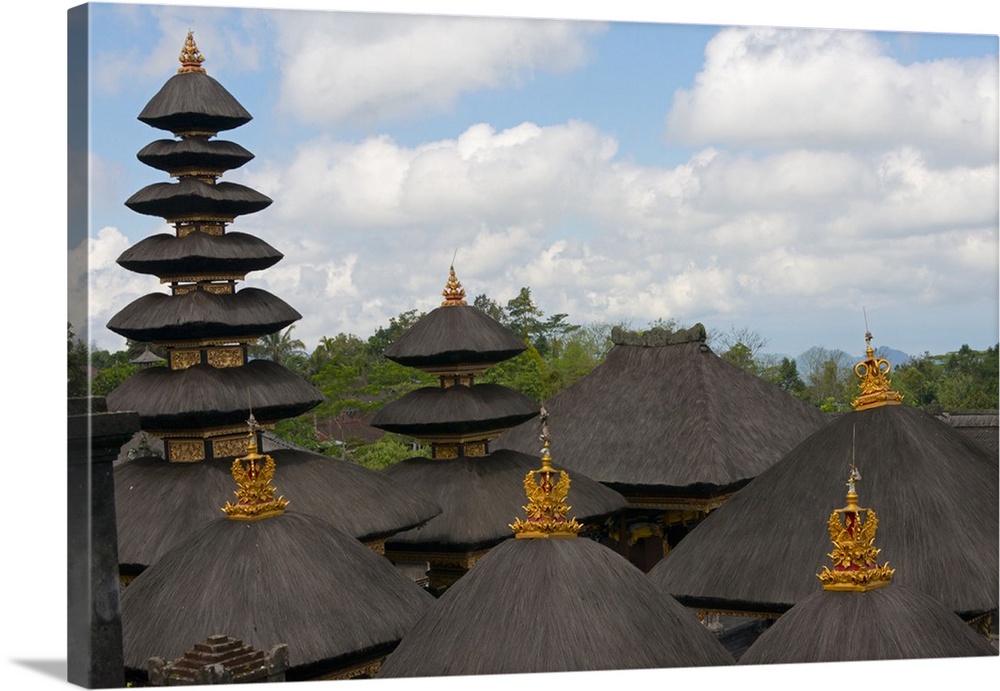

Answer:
[510,408,582,538]
[852,330,903,411]
[817,467,894,591]
[441,265,467,306]
[222,414,288,521]
[178,31,207,74]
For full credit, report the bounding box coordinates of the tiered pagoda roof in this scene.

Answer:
[121,423,433,682]
[737,472,996,664]
[377,425,733,677]
[371,267,626,591]
[649,333,999,620]
[107,33,439,577]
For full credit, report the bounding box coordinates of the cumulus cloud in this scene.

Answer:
[272,12,603,125]
[667,27,998,166]
[225,113,996,352]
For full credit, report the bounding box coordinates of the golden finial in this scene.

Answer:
[510,407,582,538]
[178,30,207,74]
[440,262,467,307]
[817,467,894,591]
[851,329,903,410]
[222,413,288,521]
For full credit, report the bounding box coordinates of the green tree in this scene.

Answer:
[800,346,854,411]
[367,309,424,357]
[250,326,307,367]
[761,357,807,397]
[350,434,428,470]
[91,362,140,397]
[68,323,89,397]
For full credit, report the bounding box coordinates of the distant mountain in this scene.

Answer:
[874,346,912,368]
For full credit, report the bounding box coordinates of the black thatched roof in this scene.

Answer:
[377,537,733,677]
[371,384,538,437]
[116,231,283,278]
[137,71,252,134]
[114,447,442,570]
[495,334,828,491]
[121,511,433,679]
[383,305,526,368]
[106,359,321,430]
[125,178,272,220]
[107,287,300,343]
[382,449,626,552]
[137,138,254,174]
[648,404,999,616]
[937,409,999,456]
[738,585,997,664]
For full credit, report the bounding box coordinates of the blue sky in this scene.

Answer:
[73,1,999,364]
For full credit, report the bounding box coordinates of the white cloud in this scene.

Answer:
[667,27,999,166]
[93,6,265,95]
[273,12,603,125]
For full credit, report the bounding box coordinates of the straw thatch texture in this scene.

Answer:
[383,305,526,368]
[107,287,299,342]
[738,585,997,664]
[121,511,434,679]
[371,384,538,436]
[125,178,272,219]
[377,537,733,677]
[137,138,254,173]
[649,404,999,616]
[115,446,441,570]
[117,231,282,278]
[383,449,626,551]
[496,340,828,490]
[138,72,252,133]
[106,359,321,429]
[937,410,999,456]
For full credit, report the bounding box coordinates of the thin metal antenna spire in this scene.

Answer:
[451,248,458,268]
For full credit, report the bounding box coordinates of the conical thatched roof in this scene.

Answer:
[106,360,322,430]
[107,288,299,342]
[115,447,442,572]
[738,585,997,665]
[125,178,273,220]
[371,384,538,437]
[117,231,282,277]
[383,303,527,369]
[496,325,828,494]
[121,511,434,681]
[137,138,254,174]
[649,404,999,616]
[382,449,626,552]
[377,537,733,677]
[138,71,252,134]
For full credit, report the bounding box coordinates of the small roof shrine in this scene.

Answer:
[376,421,733,677]
[649,332,999,622]
[371,267,626,592]
[121,419,434,683]
[495,323,828,570]
[107,33,439,579]
[738,472,996,664]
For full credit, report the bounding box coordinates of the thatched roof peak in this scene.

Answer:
[509,409,583,539]
[178,31,206,74]
[440,264,467,306]
[610,323,707,347]
[816,468,894,592]
[851,330,904,410]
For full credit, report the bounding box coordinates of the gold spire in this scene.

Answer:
[222,414,288,521]
[817,467,894,591]
[509,408,582,539]
[440,265,467,306]
[851,330,903,410]
[178,31,207,74]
